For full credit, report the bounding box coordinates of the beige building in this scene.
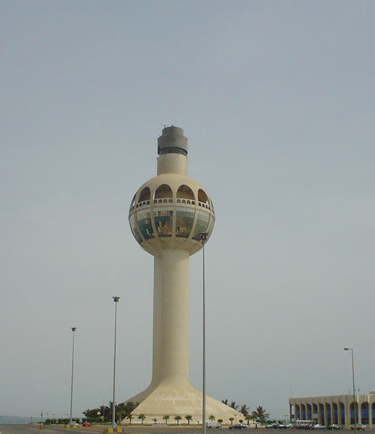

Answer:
[126,126,241,424]
[289,393,375,428]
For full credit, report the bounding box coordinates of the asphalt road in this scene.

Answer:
[0,425,73,434]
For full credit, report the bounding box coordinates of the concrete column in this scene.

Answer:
[371,396,374,429]
[370,396,374,429]
[160,248,190,384]
[345,396,350,428]
[324,403,329,427]
[150,256,162,387]
[357,397,361,424]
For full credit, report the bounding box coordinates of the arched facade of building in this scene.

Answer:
[289,394,375,428]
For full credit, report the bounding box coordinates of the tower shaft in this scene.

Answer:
[159,249,190,383]
[157,153,188,176]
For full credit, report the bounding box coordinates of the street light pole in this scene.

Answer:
[70,327,77,428]
[344,348,356,434]
[112,296,120,429]
[200,232,208,434]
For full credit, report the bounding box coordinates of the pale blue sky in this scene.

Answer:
[1,0,374,420]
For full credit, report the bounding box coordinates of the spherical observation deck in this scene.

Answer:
[129,173,215,257]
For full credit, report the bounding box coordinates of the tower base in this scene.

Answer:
[124,383,242,425]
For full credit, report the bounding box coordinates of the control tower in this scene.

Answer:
[128,126,241,422]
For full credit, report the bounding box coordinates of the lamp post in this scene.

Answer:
[112,296,120,429]
[344,348,356,434]
[70,327,77,428]
[200,232,208,434]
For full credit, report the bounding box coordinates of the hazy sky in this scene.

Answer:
[1,0,374,421]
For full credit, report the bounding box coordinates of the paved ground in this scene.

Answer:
[0,426,102,434]
[1,427,375,434]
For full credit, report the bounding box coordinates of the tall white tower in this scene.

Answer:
[128,126,240,422]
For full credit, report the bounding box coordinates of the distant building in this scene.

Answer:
[289,393,375,428]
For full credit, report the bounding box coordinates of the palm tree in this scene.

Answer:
[209,415,216,421]
[138,414,146,425]
[245,414,254,425]
[229,417,234,426]
[83,409,91,419]
[185,415,193,425]
[240,404,249,417]
[230,401,239,410]
[174,415,182,425]
[252,406,269,424]
[222,399,229,405]
[163,415,169,425]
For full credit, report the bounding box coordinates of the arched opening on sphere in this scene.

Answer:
[130,194,136,210]
[198,189,209,208]
[177,185,195,201]
[155,184,173,199]
[139,187,151,202]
